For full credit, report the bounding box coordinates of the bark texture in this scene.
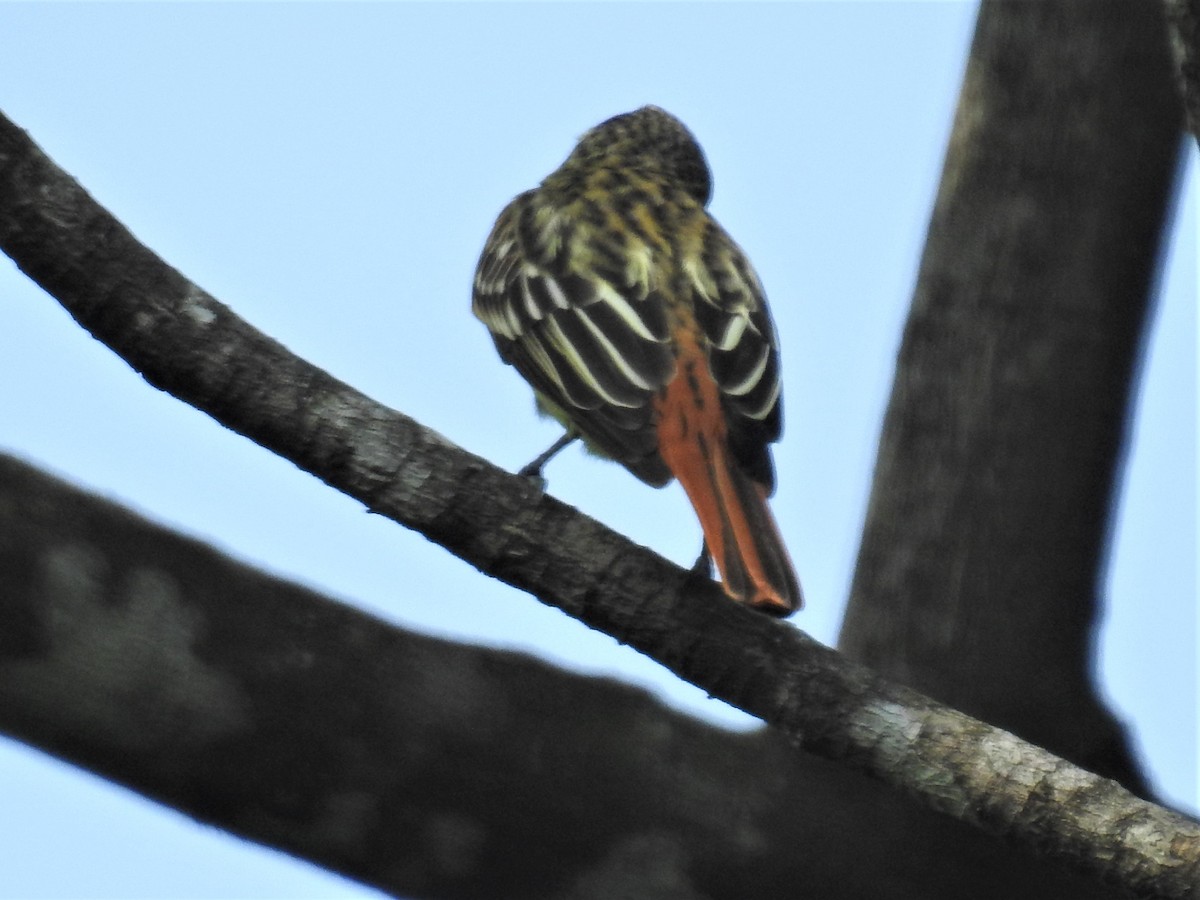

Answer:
[1166,0,1200,147]
[2,115,1198,896]
[0,453,1182,900]
[0,1,1195,896]
[841,0,1183,798]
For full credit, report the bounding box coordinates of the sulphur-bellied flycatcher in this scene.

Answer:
[472,106,800,615]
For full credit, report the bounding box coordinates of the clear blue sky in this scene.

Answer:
[0,4,1194,898]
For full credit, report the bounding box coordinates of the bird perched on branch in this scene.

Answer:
[472,105,800,615]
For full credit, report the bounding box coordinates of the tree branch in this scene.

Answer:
[842,0,1182,797]
[1165,0,1200,148]
[0,102,1196,897]
[1,452,1140,900]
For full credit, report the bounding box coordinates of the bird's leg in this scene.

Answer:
[518,431,579,483]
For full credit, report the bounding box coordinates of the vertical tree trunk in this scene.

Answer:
[1165,0,1200,147]
[840,0,1182,795]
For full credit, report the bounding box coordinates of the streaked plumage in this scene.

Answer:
[473,106,800,613]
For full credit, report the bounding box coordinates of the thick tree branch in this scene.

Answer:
[0,453,1136,900]
[842,0,1182,795]
[0,112,1196,896]
[1166,0,1200,148]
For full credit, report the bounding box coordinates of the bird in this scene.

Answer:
[472,105,800,615]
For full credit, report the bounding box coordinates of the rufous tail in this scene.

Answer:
[655,358,801,614]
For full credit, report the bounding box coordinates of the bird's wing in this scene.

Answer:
[683,217,785,493]
[472,193,677,485]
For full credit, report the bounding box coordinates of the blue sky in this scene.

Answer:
[0,4,1194,898]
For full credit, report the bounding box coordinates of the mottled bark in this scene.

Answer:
[842,0,1182,797]
[0,454,1181,900]
[1,1,1195,896]
[1166,0,1200,148]
[2,112,1198,896]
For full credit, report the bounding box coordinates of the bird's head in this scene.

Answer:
[564,106,713,206]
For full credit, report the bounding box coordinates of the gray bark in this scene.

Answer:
[0,453,1183,900]
[0,0,1195,896]
[2,110,1197,894]
[1166,0,1200,148]
[842,0,1182,797]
